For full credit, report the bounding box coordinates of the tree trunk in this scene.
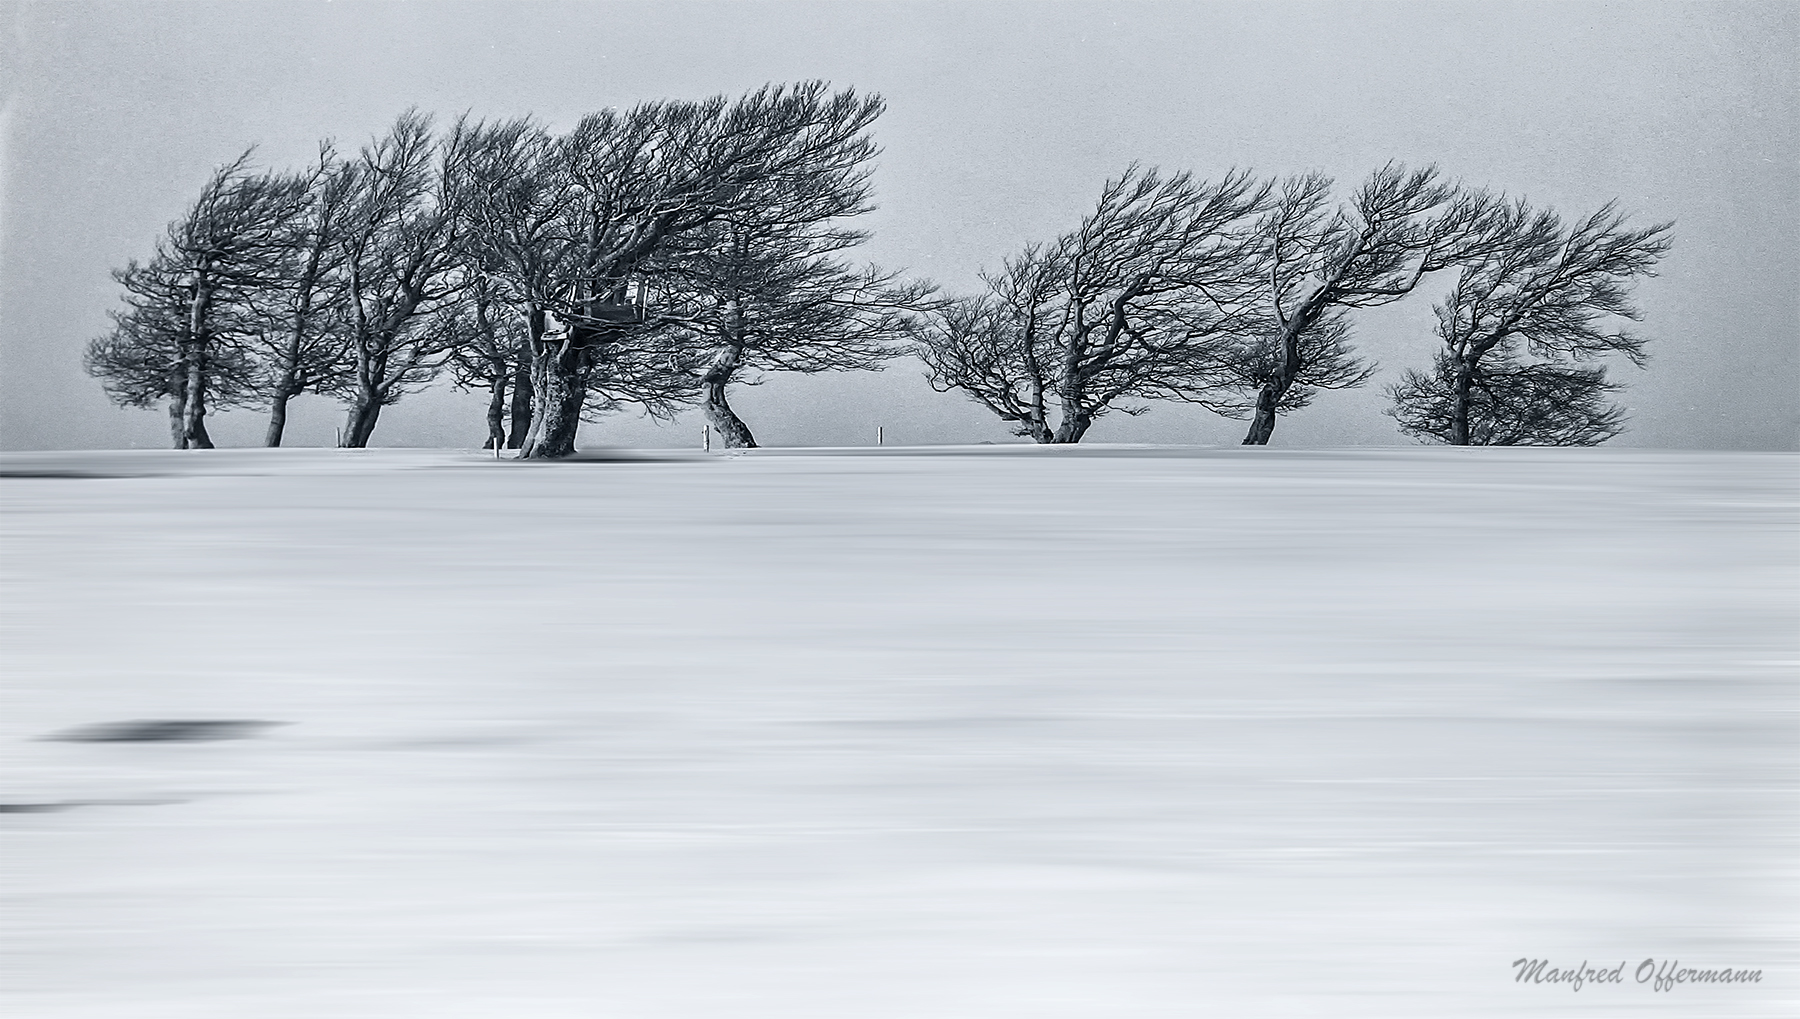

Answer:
[1019,376,1053,443]
[1019,326,1053,444]
[168,395,188,449]
[179,343,214,449]
[521,311,589,460]
[180,387,214,448]
[507,336,533,448]
[518,347,548,454]
[1242,283,1337,446]
[1242,320,1307,446]
[1053,374,1090,444]
[265,391,292,447]
[1051,415,1090,443]
[700,344,755,448]
[180,377,214,448]
[483,369,508,450]
[1242,340,1300,445]
[522,350,584,458]
[340,387,383,447]
[341,325,395,448]
[1449,355,1475,446]
[703,384,756,448]
[189,406,214,449]
[181,274,216,449]
[1242,383,1283,445]
[264,358,300,447]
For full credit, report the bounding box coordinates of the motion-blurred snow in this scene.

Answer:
[2,446,1794,1017]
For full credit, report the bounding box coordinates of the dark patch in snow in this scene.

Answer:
[506,448,715,464]
[48,719,284,743]
[0,468,163,479]
[1,798,184,814]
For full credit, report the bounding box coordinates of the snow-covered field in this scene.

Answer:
[2,445,1794,1018]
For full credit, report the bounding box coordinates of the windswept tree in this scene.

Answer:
[460,111,702,448]
[1236,165,1502,445]
[643,92,932,449]
[454,116,559,447]
[916,249,1076,443]
[1389,354,1631,445]
[461,83,892,458]
[85,300,184,440]
[86,153,310,447]
[1387,200,1672,445]
[918,166,1271,443]
[667,218,933,448]
[238,146,359,446]
[442,273,530,449]
[334,112,471,447]
[84,270,251,447]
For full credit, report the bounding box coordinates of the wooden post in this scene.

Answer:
[878,425,883,446]
[703,424,711,452]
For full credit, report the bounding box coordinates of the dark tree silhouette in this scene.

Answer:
[84,274,238,447]
[457,84,891,458]
[1387,200,1672,445]
[918,166,1271,443]
[441,274,530,449]
[916,249,1074,444]
[1236,166,1502,445]
[86,153,309,447]
[453,116,559,448]
[238,146,359,445]
[1388,352,1630,445]
[333,112,471,448]
[666,218,932,448]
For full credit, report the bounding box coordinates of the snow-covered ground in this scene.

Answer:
[2,445,1794,1018]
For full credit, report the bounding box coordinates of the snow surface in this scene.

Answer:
[2,445,1795,1018]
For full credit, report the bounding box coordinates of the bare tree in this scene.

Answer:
[238,146,358,445]
[916,248,1069,444]
[453,116,561,447]
[456,84,892,458]
[918,166,1271,443]
[442,274,530,449]
[86,265,196,446]
[84,269,246,447]
[86,154,309,447]
[664,215,932,448]
[333,112,470,448]
[1236,165,1502,445]
[1387,200,1672,445]
[1388,352,1630,445]
[649,93,929,449]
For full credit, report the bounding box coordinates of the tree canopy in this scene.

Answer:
[86,86,1672,452]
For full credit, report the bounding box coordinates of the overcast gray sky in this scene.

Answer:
[2,0,1794,450]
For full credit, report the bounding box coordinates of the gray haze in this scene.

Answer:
[2,1,1795,451]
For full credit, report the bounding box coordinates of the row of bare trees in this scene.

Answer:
[88,84,1672,452]
[87,85,926,455]
[917,164,1672,445]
